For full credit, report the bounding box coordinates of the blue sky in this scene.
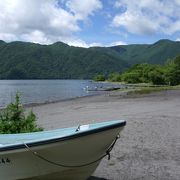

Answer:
[0,0,179,47]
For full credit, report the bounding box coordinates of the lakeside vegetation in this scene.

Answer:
[94,55,180,86]
[126,85,180,96]
[0,93,43,134]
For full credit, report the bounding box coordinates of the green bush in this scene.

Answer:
[108,72,121,82]
[148,68,166,85]
[0,92,43,134]
[120,64,155,84]
[93,74,105,81]
[165,56,180,85]
[121,72,141,83]
[106,56,180,86]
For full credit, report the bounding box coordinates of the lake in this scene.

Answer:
[0,80,119,108]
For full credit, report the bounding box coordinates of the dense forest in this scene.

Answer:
[100,55,180,86]
[0,39,179,79]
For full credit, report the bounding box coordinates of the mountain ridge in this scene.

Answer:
[0,39,179,79]
[110,39,180,65]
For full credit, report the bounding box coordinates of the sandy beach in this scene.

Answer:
[30,89,180,180]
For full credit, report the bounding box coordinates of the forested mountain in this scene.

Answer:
[110,39,180,65]
[0,41,128,79]
[0,39,179,79]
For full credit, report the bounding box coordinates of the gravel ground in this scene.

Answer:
[31,89,180,180]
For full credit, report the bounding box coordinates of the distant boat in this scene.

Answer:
[0,120,126,180]
[83,86,121,91]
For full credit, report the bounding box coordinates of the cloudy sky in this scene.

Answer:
[0,0,180,47]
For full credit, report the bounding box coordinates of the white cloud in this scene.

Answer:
[67,38,89,48]
[67,39,127,48]
[89,42,103,47]
[0,33,17,42]
[21,30,53,44]
[66,0,102,20]
[109,41,127,46]
[176,38,180,42]
[0,0,102,44]
[67,39,103,48]
[166,21,180,35]
[113,11,158,35]
[112,0,180,35]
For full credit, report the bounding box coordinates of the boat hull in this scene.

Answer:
[0,122,125,180]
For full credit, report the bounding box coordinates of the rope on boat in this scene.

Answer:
[23,134,120,168]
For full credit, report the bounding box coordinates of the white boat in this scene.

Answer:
[0,120,126,180]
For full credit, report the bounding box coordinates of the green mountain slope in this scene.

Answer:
[0,39,179,79]
[110,39,180,65]
[0,41,129,79]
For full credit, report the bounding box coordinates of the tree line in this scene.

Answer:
[94,55,180,86]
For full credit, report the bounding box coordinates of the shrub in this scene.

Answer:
[148,69,166,85]
[165,56,180,85]
[0,92,43,134]
[93,74,105,81]
[108,72,121,82]
[121,72,141,83]
[120,64,155,84]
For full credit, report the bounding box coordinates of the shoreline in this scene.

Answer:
[1,80,178,110]
[26,87,178,109]
[0,91,107,110]
[24,92,107,108]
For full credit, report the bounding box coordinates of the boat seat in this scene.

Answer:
[76,124,89,132]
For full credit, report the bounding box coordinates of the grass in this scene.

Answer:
[100,80,180,96]
[126,85,180,95]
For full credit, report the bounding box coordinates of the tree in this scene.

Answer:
[148,67,166,85]
[0,92,43,134]
[6,67,27,79]
[121,72,141,83]
[108,72,121,82]
[93,74,105,81]
[120,64,155,83]
[165,56,180,85]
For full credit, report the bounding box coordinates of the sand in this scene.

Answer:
[30,89,180,180]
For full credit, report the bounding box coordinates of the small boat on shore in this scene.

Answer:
[0,120,126,180]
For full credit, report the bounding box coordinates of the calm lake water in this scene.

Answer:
[0,80,118,108]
